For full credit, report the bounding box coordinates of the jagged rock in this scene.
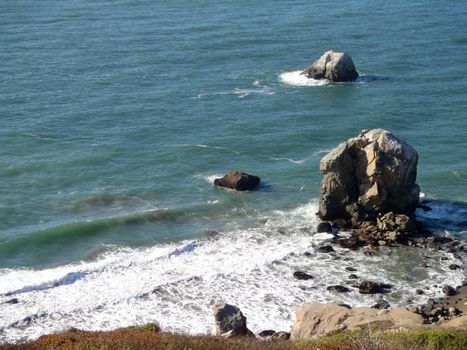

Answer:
[359,281,392,294]
[318,129,419,222]
[214,172,260,191]
[213,303,255,337]
[302,51,359,82]
[327,285,350,293]
[317,245,334,253]
[317,222,332,233]
[293,271,313,280]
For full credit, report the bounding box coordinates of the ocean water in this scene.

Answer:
[1,0,466,343]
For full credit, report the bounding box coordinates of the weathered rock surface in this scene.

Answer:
[318,129,420,223]
[290,303,426,339]
[302,51,359,82]
[214,171,260,191]
[213,303,254,338]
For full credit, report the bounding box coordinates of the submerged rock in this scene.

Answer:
[213,303,255,338]
[302,51,359,82]
[316,222,332,233]
[293,271,313,280]
[327,285,350,293]
[318,129,420,223]
[359,281,392,294]
[214,171,260,191]
[317,245,334,253]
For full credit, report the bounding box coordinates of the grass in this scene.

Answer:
[1,325,466,350]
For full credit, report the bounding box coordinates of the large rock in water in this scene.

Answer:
[213,303,255,338]
[214,171,260,191]
[302,50,358,82]
[319,129,420,222]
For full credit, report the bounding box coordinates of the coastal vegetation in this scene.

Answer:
[1,325,466,350]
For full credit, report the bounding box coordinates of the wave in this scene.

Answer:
[192,80,274,99]
[279,70,329,87]
[279,71,387,86]
[0,202,464,344]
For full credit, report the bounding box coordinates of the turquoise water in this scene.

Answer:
[1,1,466,268]
[1,0,467,342]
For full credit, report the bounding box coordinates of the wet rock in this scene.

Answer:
[449,264,461,270]
[214,171,260,191]
[213,303,255,337]
[302,50,359,82]
[332,218,351,230]
[5,298,19,304]
[345,266,357,272]
[317,245,335,253]
[416,289,425,295]
[348,274,358,279]
[359,281,392,294]
[293,271,313,280]
[442,285,457,296]
[317,222,332,233]
[327,285,350,293]
[372,300,390,309]
[318,129,419,221]
[337,237,360,249]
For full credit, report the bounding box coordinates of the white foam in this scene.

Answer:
[0,202,464,344]
[279,71,329,87]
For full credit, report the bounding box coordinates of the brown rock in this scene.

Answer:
[359,281,392,294]
[327,285,350,293]
[214,172,260,191]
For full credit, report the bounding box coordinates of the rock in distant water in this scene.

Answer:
[318,129,420,222]
[214,171,260,191]
[212,303,255,338]
[302,51,359,82]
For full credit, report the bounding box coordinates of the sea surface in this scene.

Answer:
[1,0,466,344]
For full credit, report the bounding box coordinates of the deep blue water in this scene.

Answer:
[1,0,466,267]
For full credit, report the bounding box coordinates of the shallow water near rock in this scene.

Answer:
[0,0,466,344]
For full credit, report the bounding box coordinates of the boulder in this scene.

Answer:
[212,303,254,338]
[290,303,426,339]
[327,285,350,293]
[318,129,420,222]
[302,51,359,82]
[317,222,332,233]
[317,245,334,253]
[214,172,260,191]
[293,271,313,280]
[359,281,392,294]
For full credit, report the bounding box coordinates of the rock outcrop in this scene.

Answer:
[290,303,426,339]
[302,51,359,82]
[214,171,260,191]
[213,303,254,338]
[319,129,420,223]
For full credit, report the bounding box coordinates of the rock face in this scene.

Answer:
[318,129,420,223]
[213,303,254,338]
[214,171,260,191]
[302,51,359,82]
[290,303,425,339]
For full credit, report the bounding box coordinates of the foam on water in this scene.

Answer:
[0,202,464,344]
[279,71,329,87]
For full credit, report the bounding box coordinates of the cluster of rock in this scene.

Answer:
[213,303,289,340]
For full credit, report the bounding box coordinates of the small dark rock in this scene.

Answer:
[449,264,461,270]
[417,204,432,212]
[442,285,457,296]
[271,331,290,341]
[317,222,332,233]
[337,238,360,249]
[371,300,390,309]
[345,267,357,272]
[416,289,425,295]
[214,171,260,191]
[348,274,358,279]
[303,252,312,256]
[327,285,350,293]
[258,330,275,338]
[332,218,351,230]
[5,298,19,304]
[317,245,335,253]
[293,271,313,280]
[359,281,392,294]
